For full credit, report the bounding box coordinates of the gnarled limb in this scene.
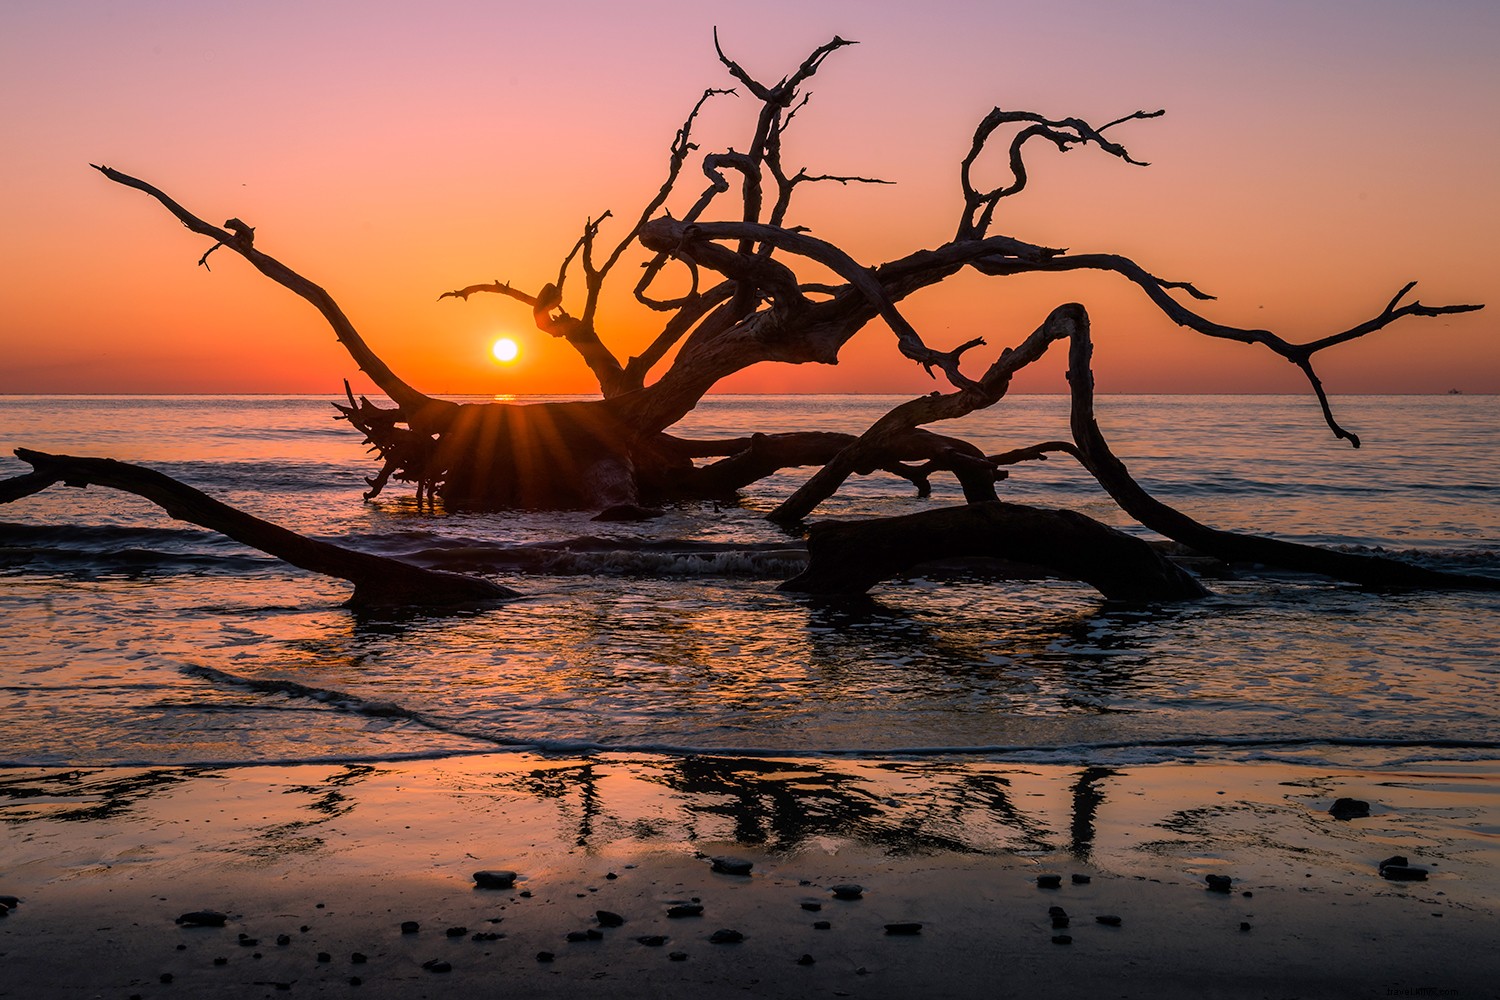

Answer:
[769,303,1086,523]
[3,450,515,608]
[781,501,1208,602]
[1060,311,1500,591]
[92,165,455,433]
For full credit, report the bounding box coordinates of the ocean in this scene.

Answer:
[2,393,1497,770]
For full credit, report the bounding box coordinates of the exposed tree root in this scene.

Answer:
[781,500,1209,601]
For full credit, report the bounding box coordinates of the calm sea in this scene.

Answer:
[1,394,1497,768]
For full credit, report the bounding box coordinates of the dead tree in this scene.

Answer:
[91,32,1486,592]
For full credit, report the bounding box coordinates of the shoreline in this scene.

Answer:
[3,754,1494,998]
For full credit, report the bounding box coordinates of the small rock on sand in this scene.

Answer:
[400,921,420,934]
[710,857,754,876]
[1329,797,1371,820]
[175,911,227,927]
[1381,865,1429,881]
[801,902,822,911]
[884,922,922,935]
[831,884,864,900]
[813,920,831,930]
[472,870,518,889]
[1096,915,1122,927]
[667,904,704,918]
[636,935,667,947]
[669,951,688,962]
[536,951,554,963]
[596,910,625,927]
[421,959,452,973]
[710,929,745,944]
[445,926,467,937]
[797,954,816,965]
[1070,874,1092,884]
[1205,875,1233,893]
[1036,875,1062,889]
[0,895,20,908]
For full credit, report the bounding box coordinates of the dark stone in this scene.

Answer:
[159,973,174,984]
[0,904,8,917]
[566,931,591,942]
[831,884,864,900]
[813,920,831,930]
[1096,915,1122,926]
[536,951,554,963]
[300,925,310,933]
[519,890,533,898]
[710,856,753,876]
[1381,865,1429,881]
[0,895,19,908]
[275,934,291,946]
[400,921,420,934]
[797,954,816,965]
[316,903,325,909]
[669,952,688,962]
[1242,891,1254,898]
[421,959,452,973]
[667,904,704,918]
[213,957,228,966]
[317,952,331,963]
[1051,934,1072,945]
[471,932,502,942]
[1329,797,1371,820]
[636,935,667,947]
[1205,875,1233,893]
[1070,874,1092,885]
[596,910,625,928]
[605,872,619,880]
[1378,855,1409,872]
[709,929,745,944]
[176,944,186,950]
[473,870,518,889]
[351,952,368,964]
[592,504,665,522]
[349,977,362,986]
[1240,922,1252,931]
[445,926,467,938]
[175,910,227,927]
[884,922,922,935]
[801,902,822,911]
[238,937,259,947]
[1036,875,1062,889]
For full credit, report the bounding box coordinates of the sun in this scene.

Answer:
[491,337,520,364]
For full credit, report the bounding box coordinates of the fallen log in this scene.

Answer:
[4,449,516,609]
[780,501,1209,601]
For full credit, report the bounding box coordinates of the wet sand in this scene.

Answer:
[2,755,1495,998]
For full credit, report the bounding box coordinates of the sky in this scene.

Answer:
[2,0,1497,396]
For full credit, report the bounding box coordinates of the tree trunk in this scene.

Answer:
[4,450,515,609]
[781,501,1209,602]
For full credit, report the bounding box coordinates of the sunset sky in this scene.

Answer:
[2,0,1496,396]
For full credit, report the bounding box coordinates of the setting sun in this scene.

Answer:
[491,337,520,364]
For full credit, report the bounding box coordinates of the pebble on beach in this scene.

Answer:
[831,884,864,900]
[1096,915,1123,927]
[1071,874,1092,884]
[472,870,518,889]
[536,951,555,963]
[1329,797,1372,820]
[813,920,831,930]
[636,935,668,947]
[797,954,816,965]
[1036,875,1062,889]
[710,929,745,944]
[710,857,754,876]
[445,926,467,937]
[421,959,452,973]
[400,921,420,934]
[884,922,922,935]
[596,910,625,927]
[1205,874,1234,893]
[174,910,227,927]
[0,895,20,908]
[667,903,704,918]
[1377,855,1430,881]
[669,951,688,962]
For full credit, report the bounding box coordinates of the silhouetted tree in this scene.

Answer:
[85,32,1489,598]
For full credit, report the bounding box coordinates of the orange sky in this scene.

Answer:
[2,1,1496,396]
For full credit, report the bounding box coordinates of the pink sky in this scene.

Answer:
[2,0,1496,395]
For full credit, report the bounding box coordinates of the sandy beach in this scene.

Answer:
[2,754,1494,998]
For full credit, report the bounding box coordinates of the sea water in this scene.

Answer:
[1,394,1496,768]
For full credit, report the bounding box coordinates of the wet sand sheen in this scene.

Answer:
[1,755,1494,997]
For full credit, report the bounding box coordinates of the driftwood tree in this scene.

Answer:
[85,33,1490,597]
